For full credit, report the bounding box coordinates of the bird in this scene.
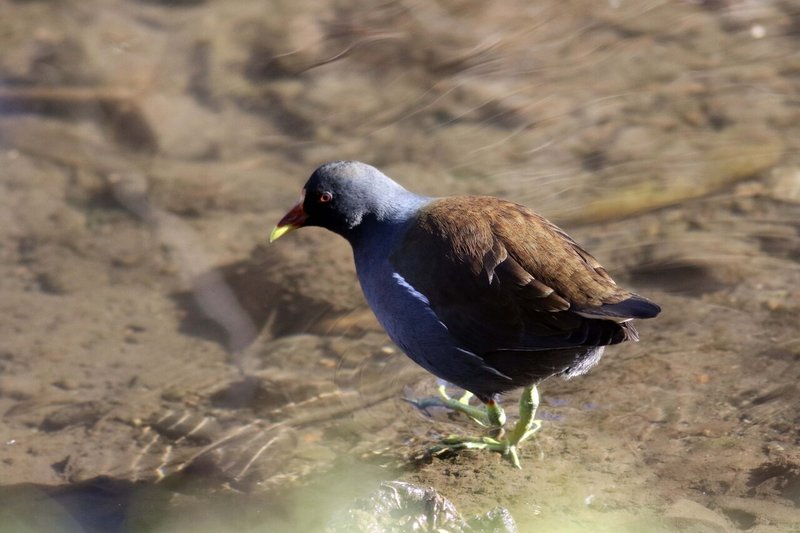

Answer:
[270,161,660,467]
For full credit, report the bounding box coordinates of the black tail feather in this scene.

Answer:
[577,293,661,320]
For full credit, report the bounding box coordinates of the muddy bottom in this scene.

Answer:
[1,1,799,532]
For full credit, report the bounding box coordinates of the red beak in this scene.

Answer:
[269,201,308,242]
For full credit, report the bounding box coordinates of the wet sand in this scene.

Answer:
[1,1,799,531]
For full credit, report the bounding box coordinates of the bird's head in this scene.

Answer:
[270,161,419,242]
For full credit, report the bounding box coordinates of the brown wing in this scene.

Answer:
[390,196,658,356]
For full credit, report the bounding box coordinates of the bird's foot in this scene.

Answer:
[426,385,542,468]
[430,435,523,468]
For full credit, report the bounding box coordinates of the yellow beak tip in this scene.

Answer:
[269,225,295,243]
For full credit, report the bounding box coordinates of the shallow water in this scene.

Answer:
[1,1,799,531]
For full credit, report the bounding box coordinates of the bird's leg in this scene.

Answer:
[486,398,507,430]
[506,384,542,454]
[407,384,502,429]
[431,385,542,468]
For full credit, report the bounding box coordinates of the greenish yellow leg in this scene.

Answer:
[507,384,542,445]
[406,384,504,429]
[486,398,507,428]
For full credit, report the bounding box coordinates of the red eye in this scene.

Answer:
[319,191,333,203]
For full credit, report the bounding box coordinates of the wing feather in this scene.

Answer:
[390,196,659,356]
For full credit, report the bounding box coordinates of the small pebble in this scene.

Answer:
[52,378,78,391]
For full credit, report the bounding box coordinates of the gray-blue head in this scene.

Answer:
[270,161,423,242]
